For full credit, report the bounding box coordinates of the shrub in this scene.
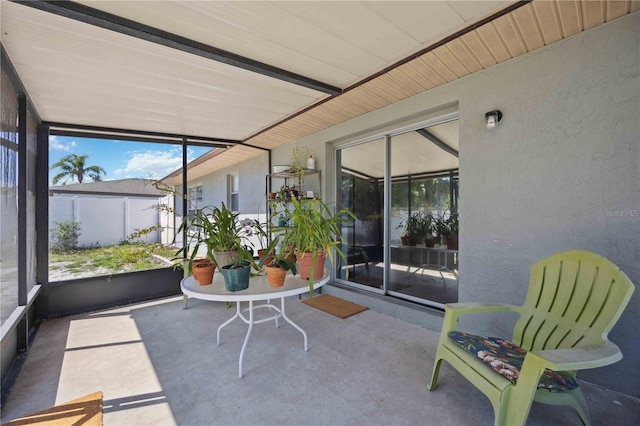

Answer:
[50,220,81,252]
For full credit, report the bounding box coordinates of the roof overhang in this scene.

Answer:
[2,1,637,178]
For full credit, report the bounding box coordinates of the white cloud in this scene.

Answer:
[114,149,183,179]
[49,136,77,151]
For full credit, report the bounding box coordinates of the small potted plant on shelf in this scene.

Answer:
[280,197,357,295]
[258,236,297,287]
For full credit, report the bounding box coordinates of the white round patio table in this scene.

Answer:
[180,270,329,378]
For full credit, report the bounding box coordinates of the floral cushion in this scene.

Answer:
[447,331,578,391]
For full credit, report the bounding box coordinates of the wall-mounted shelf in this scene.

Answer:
[265,168,321,235]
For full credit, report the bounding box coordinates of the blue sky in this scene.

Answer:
[49,135,211,185]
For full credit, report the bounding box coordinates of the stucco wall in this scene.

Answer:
[179,152,268,215]
[271,13,639,396]
[457,13,639,396]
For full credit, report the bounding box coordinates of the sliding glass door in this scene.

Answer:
[336,116,459,308]
[336,138,385,292]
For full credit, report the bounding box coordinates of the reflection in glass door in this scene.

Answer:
[336,118,459,308]
[336,138,385,292]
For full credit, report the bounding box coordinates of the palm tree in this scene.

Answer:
[51,154,106,184]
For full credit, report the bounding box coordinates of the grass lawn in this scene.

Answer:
[49,243,179,280]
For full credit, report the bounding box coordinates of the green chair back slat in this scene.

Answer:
[513,251,633,351]
[590,269,634,337]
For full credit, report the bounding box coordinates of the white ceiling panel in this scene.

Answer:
[448,1,513,22]
[74,1,513,88]
[3,1,327,139]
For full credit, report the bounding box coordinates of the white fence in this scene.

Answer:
[49,195,174,247]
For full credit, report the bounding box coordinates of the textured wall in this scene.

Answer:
[195,152,268,213]
[278,13,639,396]
[457,13,639,396]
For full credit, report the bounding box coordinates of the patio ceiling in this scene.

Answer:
[2,1,638,181]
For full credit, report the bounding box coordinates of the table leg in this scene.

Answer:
[238,300,254,378]
[268,299,279,328]
[217,302,241,346]
[280,297,308,351]
[182,294,189,309]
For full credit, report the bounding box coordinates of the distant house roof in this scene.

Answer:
[49,178,166,198]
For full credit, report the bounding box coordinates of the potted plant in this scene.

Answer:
[399,212,420,246]
[192,257,214,285]
[240,217,270,259]
[280,197,356,294]
[175,202,253,274]
[258,236,297,287]
[445,210,459,250]
[421,212,436,247]
[220,258,252,291]
[434,211,450,246]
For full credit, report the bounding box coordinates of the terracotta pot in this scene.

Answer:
[192,258,212,280]
[265,265,287,287]
[406,236,417,246]
[446,235,459,250]
[424,237,436,248]
[257,249,275,268]
[194,263,215,285]
[284,245,296,264]
[297,251,326,281]
[269,192,277,199]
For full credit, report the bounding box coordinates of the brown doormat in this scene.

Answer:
[2,391,103,426]
[302,294,368,319]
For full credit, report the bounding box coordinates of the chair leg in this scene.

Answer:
[428,357,443,390]
[569,388,591,426]
[535,387,591,426]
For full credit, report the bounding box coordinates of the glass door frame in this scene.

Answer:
[333,111,459,308]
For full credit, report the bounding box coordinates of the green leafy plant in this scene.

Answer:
[50,153,106,184]
[239,217,269,251]
[174,203,254,270]
[434,209,458,240]
[447,210,459,235]
[399,212,421,238]
[280,197,356,293]
[419,211,435,238]
[50,220,81,252]
[435,211,451,238]
[258,235,297,275]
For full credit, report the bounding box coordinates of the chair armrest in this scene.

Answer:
[441,302,519,333]
[529,341,622,371]
[446,302,518,313]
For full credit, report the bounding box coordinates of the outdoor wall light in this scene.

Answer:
[485,110,502,130]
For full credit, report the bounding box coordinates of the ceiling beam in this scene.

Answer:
[416,129,458,158]
[12,0,342,96]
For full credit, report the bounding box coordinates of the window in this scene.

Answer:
[1,68,20,326]
[227,173,239,212]
[187,184,203,218]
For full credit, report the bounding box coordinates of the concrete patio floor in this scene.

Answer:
[2,294,639,425]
